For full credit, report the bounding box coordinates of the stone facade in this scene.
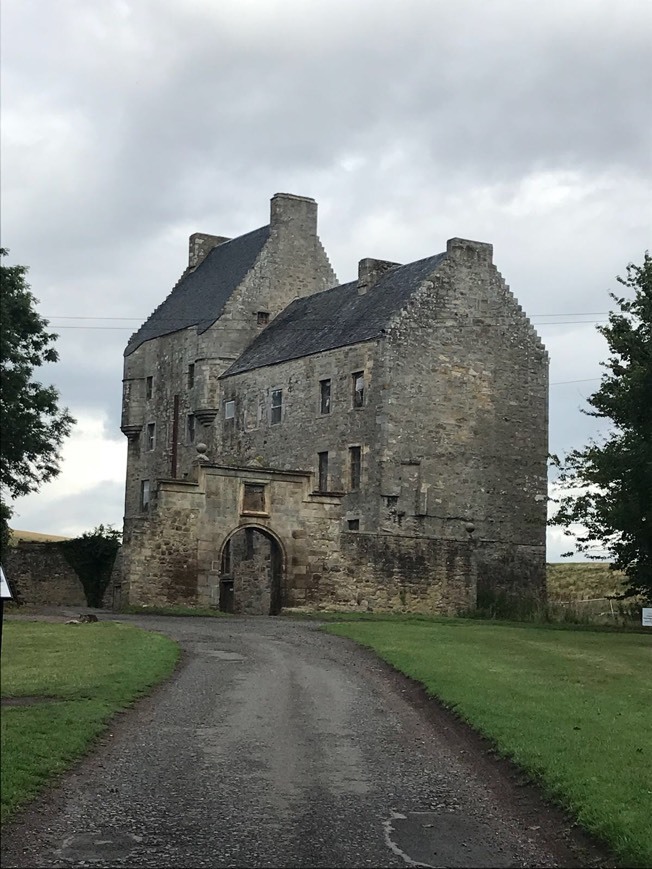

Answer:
[4,543,86,607]
[118,194,548,615]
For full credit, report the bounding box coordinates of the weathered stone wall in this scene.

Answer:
[329,533,476,614]
[4,543,86,607]
[120,462,477,615]
[219,341,382,529]
[120,193,336,521]
[375,238,548,594]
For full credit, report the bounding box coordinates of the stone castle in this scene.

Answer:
[117,193,548,614]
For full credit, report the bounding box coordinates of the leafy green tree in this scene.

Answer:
[0,249,75,553]
[61,525,122,607]
[550,252,652,600]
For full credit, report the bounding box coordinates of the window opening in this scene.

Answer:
[319,378,331,414]
[271,389,283,425]
[352,371,365,408]
[318,451,329,492]
[349,446,361,490]
[187,414,195,444]
[187,363,195,388]
[243,483,266,513]
[347,519,360,531]
[140,480,150,511]
[224,400,235,420]
[146,423,155,451]
[257,311,270,325]
[145,376,153,399]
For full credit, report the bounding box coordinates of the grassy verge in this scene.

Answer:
[1,621,179,824]
[326,619,652,867]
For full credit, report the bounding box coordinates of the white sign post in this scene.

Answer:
[1,565,13,654]
[642,608,652,628]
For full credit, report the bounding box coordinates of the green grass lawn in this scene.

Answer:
[1,621,179,824]
[326,619,652,867]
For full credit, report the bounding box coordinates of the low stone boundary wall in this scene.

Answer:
[3,542,86,607]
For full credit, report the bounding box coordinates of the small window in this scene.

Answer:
[146,423,155,451]
[349,446,361,490]
[224,400,235,420]
[243,483,266,514]
[257,311,270,326]
[187,414,195,444]
[271,389,283,425]
[187,363,195,389]
[319,379,331,415]
[145,376,153,400]
[348,519,360,531]
[352,371,365,408]
[318,451,329,492]
[140,479,150,511]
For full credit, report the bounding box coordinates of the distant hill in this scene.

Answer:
[547,562,626,600]
[9,529,72,545]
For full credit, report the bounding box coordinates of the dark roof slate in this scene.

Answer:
[222,252,446,377]
[125,225,270,356]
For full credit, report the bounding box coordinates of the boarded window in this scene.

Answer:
[140,479,150,511]
[319,379,331,414]
[257,311,270,325]
[224,400,235,420]
[271,389,283,425]
[349,446,361,490]
[187,363,195,388]
[146,423,155,451]
[352,371,364,408]
[243,483,266,513]
[318,451,329,492]
[187,414,195,444]
[145,376,153,399]
[347,519,360,531]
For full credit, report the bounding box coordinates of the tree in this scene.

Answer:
[0,249,75,553]
[550,252,652,601]
[60,525,122,608]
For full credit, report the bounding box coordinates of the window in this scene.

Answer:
[187,363,195,388]
[187,414,195,444]
[352,371,365,408]
[347,519,360,531]
[349,446,361,490]
[318,451,329,492]
[145,376,153,400]
[257,311,270,326]
[319,379,331,414]
[271,389,283,425]
[146,423,155,451]
[140,480,150,511]
[243,483,266,514]
[224,400,235,420]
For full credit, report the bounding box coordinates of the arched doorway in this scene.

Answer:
[218,526,284,615]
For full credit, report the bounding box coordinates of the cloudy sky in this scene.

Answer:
[2,0,651,559]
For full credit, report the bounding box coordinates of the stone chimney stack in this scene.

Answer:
[189,233,231,269]
[270,193,318,236]
[446,237,493,265]
[357,258,400,294]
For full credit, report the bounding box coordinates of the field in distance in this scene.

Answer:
[546,562,625,601]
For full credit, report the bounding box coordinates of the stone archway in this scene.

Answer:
[218,525,284,615]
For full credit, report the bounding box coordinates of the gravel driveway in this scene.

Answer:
[1,615,610,868]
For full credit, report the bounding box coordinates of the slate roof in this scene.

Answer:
[125,225,271,356]
[222,252,447,377]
